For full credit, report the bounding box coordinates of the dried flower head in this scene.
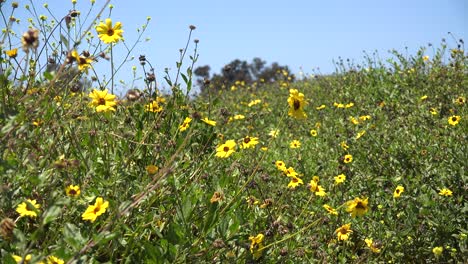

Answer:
[21,28,40,52]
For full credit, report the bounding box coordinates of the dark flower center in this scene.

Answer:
[107,29,114,36]
[94,206,101,214]
[223,146,230,152]
[356,202,366,209]
[293,99,300,110]
[98,98,106,105]
[244,137,251,143]
[69,189,77,195]
[452,117,457,121]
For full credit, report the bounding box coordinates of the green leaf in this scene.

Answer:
[63,223,86,250]
[60,34,69,49]
[43,71,54,80]
[42,205,61,225]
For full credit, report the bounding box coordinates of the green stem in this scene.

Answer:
[110,44,114,93]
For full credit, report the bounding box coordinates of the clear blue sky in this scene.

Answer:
[5,0,467,93]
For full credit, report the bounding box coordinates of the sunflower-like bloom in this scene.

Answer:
[335,223,352,241]
[215,140,236,158]
[201,117,216,126]
[96,18,123,44]
[5,48,18,58]
[287,175,303,189]
[47,255,65,264]
[179,117,192,132]
[323,204,338,215]
[289,139,301,149]
[16,199,40,218]
[448,115,461,126]
[343,154,353,163]
[88,89,117,112]
[439,188,453,197]
[249,234,264,259]
[346,197,369,217]
[65,185,81,198]
[393,185,404,198]
[287,89,307,119]
[275,160,287,172]
[82,197,109,222]
[308,179,326,196]
[145,101,163,113]
[334,174,346,185]
[71,50,93,72]
[365,238,382,253]
[12,254,32,264]
[240,136,259,149]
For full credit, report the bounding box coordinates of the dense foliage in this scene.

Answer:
[0,1,466,263]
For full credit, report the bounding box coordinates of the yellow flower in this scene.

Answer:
[5,48,18,58]
[287,89,308,119]
[334,102,345,108]
[310,129,317,137]
[33,119,43,127]
[323,204,338,215]
[308,180,326,196]
[215,140,236,158]
[287,175,304,189]
[455,96,465,105]
[423,55,429,62]
[340,141,349,150]
[346,197,369,217]
[233,114,245,120]
[95,18,123,44]
[65,185,81,197]
[145,101,163,113]
[240,136,259,149]
[88,89,117,112]
[356,130,366,140]
[71,50,93,73]
[16,199,40,218]
[439,188,453,197]
[316,104,326,110]
[47,255,65,264]
[335,223,352,241]
[210,191,223,203]
[275,160,287,172]
[289,139,301,149]
[249,234,264,259]
[268,129,279,138]
[247,99,261,107]
[82,197,109,222]
[343,154,353,164]
[432,246,443,257]
[334,174,346,185]
[420,95,428,101]
[179,117,192,132]
[429,108,438,115]
[394,185,404,198]
[448,115,461,126]
[349,116,360,125]
[12,254,32,264]
[145,165,159,175]
[284,167,299,177]
[345,102,354,108]
[359,115,371,121]
[201,117,216,126]
[365,238,382,253]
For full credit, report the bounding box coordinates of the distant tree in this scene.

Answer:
[194,65,210,87]
[194,58,291,95]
